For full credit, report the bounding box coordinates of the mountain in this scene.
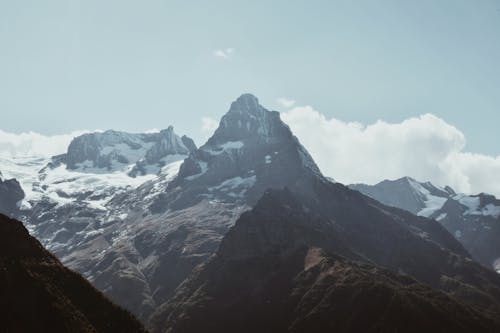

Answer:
[150,189,500,333]
[5,94,500,330]
[0,213,146,333]
[157,93,321,210]
[350,177,500,272]
[349,177,455,216]
[63,127,195,176]
[4,95,323,323]
[0,171,25,216]
[0,127,194,321]
[84,93,324,320]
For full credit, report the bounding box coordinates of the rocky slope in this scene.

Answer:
[0,213,146,333]
[150,189,500,333]
[350,177,500,272]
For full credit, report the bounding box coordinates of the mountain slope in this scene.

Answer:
[151,189,500,333]
[0,213,146,333]
[350,177,500,271]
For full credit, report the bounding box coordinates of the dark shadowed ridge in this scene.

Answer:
[150,189,500,333]
[0,213,147,333]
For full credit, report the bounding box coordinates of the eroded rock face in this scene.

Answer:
[150,189,500,333]
[0,171,24,217]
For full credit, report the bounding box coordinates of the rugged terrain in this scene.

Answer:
[1,94,500,331]
[150,189,500,333]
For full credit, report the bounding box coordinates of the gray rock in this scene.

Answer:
[0,171,25,217]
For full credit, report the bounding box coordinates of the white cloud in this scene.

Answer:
[213,48,234,59]
[201,117,219,134]
[281,106,500,197]
[0,130,90,158]
[276,97,296,108]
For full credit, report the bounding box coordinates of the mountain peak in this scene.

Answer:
[207,94,284,146]
[228,93,260,114]
[167,94,323,209]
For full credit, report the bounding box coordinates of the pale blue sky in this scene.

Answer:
[1,0,499,154]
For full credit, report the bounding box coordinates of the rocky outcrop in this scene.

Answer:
[0,171,24,216]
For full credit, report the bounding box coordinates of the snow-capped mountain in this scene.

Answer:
[0,94,325,322]
[2,94,500,329]
[350,177,455,217]
[0,127,193,211]
[165,93,322,208]
[350,177,500,272]
[63,127,195,176]
[86,93,325,320]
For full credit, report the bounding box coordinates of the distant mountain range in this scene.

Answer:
[1,94,500,331]
[350,177,500,273]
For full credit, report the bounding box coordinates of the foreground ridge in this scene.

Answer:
[0,213,147,333]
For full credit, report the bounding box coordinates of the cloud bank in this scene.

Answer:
[0,130,90,158]
[281,106,500,197]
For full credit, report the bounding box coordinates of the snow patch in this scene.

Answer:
[220,141,244,150]
[208,175,257,197]
[407,178,447,217]
[455,195,481,215]
[203,141,244,156]
[436,213,447,221]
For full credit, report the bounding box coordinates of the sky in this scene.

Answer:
[1,0,500,193]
